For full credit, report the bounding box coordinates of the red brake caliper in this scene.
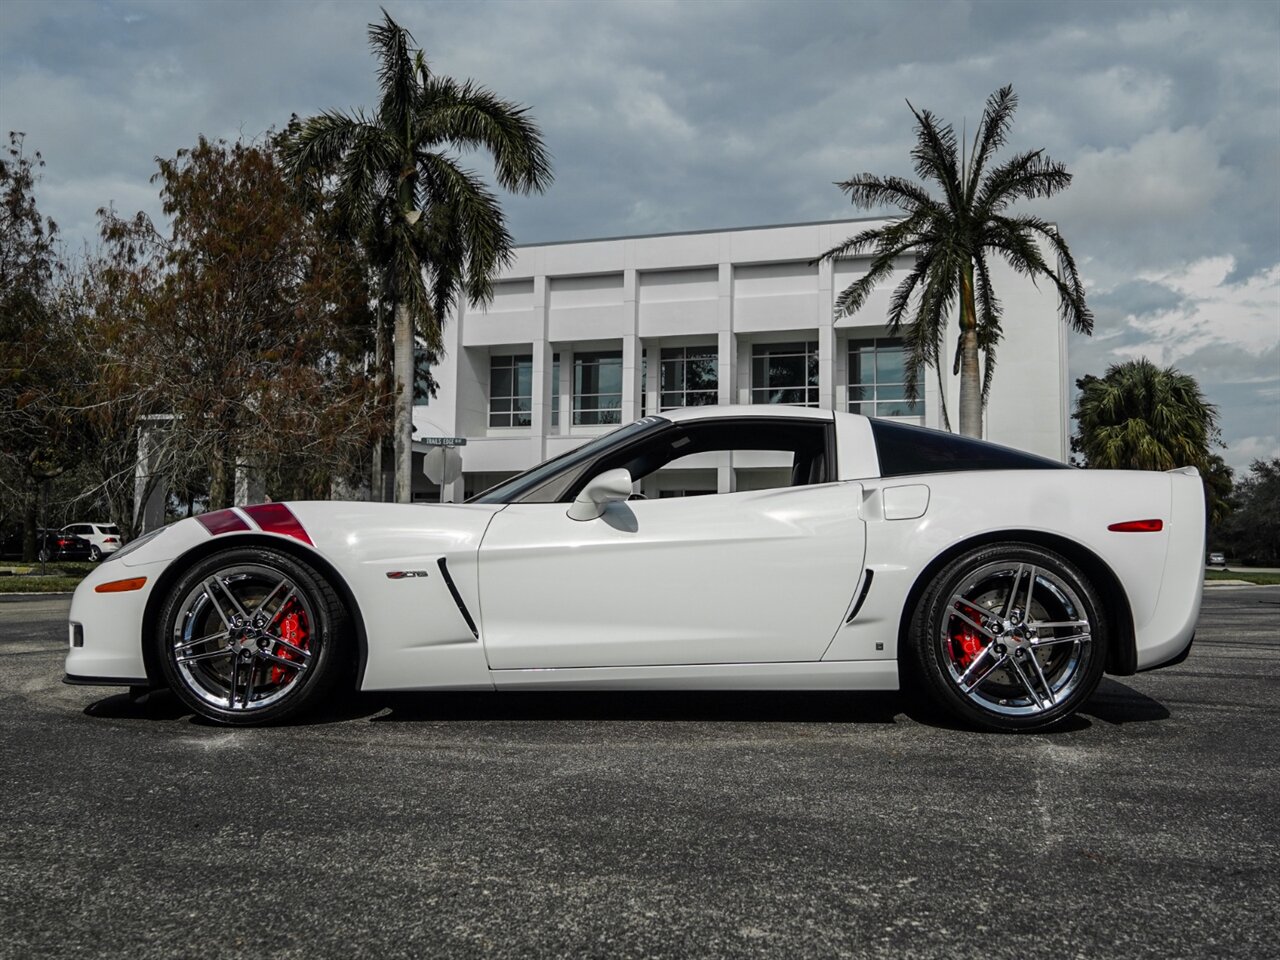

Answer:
[269,601,310,685]
[948,603,986,671]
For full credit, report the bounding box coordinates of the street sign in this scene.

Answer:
[423,445,462,486]
[418,437,467,447]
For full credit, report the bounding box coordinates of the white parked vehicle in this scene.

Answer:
[61,522,124,561]
[64,406,1204,732]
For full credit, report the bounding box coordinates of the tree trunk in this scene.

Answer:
[21,482,37,563]
[393,300,414,504]
[371,297,387,502]
[957,261,983,439]
[209,437,233,510]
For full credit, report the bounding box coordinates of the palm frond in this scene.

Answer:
[965,84,1017,203]
[415,151,515,309]
[976,150,1072,217]
[972,249,1002,402]
[282,110,367,182]
[905,101,963,212]
[915,249,960,367]
[335,123,400,233]
[832,255,896,318]
[988,214,1092,334]
[368,10,417,139]
[836,173,940,215]
[885,257,934,403]
[419,76,553,194]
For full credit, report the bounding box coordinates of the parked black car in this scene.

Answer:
[0,527,94,562]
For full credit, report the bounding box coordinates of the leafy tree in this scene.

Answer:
[1216,459,1279,564]
[152,136,383,508]
[818,85,1091,437]
[1073,358,1228,522]
[285,10,552,502]
[0,132,76,560]
[63,136,383,516]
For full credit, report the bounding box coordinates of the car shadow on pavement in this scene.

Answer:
[83,687,190,721]
[82,676,1170,730]
[366,688,906,725]
[1078,677,1171,725]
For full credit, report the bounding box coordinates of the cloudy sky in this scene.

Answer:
[2,0,1277,470]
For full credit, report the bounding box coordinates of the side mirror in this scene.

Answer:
[568,468,634,521]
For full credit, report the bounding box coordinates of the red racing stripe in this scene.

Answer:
[241,503,314,546]
[196,509,250,535]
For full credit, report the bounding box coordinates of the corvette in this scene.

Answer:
[65,406,1203,731]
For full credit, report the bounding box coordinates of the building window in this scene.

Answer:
[661,346,718,410]
[551,354,560,428]
[751,341,818,407]
[489,354,532,427]
[573,350,622,425]
[848,338,921,420]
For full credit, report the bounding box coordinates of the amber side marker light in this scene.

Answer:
[1107,519,1164,533]
[95,577,147,593]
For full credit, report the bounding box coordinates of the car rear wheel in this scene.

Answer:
[155,546,350,725]
[910,542,1107,732]
[90,545,102,562]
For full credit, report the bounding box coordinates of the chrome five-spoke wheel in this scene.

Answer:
[912,543,1107,731]
[157,547,349,725]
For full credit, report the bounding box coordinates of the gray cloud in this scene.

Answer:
[2,0,1277,464]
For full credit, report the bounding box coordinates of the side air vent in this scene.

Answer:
[845,570,874,624]
[436,558,479,639]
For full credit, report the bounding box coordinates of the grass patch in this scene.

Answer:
[1205,570,1280,585]
[0,561,95,592]
[0,576,85,593]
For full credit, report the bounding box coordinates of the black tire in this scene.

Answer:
[155,546,351,726]
[909,542,1107,732]
[90,545,102,562]
[37,548,50,563]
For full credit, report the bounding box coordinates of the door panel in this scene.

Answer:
[478,482,865,669]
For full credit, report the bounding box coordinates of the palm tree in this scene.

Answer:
[1074,358,1220,470]
[1074,358,1228,521]
[285,11,552,502]
[819,85,1091,438]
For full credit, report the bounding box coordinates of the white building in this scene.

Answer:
[412,217,1069,502]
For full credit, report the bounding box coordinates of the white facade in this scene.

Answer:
[414,218,1070,502]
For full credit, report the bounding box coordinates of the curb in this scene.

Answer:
[0,592,75,602]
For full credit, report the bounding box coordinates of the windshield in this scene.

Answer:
[470,417,670,504]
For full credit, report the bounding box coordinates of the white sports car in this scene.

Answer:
[64,406,1204,731]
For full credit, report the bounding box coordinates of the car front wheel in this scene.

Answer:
[155,546,351,725]
[910,542,1107,732]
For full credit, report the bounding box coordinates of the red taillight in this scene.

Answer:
[1107,519,1164,533]
[103,537,118,543]
[57,539,69,546]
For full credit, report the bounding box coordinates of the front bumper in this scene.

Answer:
[64,558,171,683]
[63,673,149,686]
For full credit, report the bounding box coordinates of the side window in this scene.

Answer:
[578,418,835,500]
[868,418,1068,476]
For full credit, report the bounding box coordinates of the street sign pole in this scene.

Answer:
[422,438,466,502]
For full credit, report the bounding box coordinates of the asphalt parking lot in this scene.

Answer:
[1,589,1277,960]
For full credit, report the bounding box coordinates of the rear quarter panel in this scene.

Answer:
[823,469,1196,667]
